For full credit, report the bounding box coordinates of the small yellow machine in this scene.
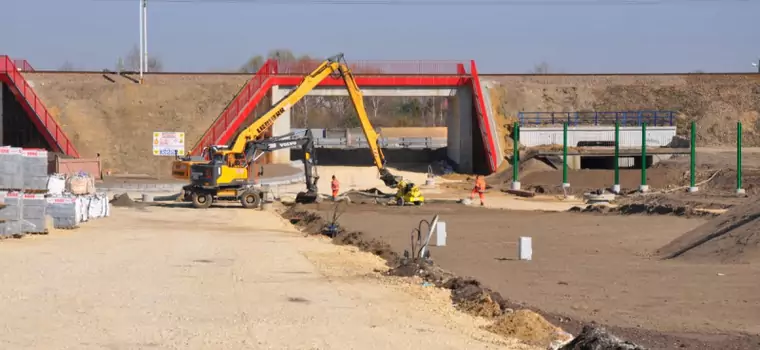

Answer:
[180,53,423,208]
[395,179,424,206]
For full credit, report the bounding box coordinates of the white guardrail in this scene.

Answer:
[313,137,447,149]
[291,128,447,149]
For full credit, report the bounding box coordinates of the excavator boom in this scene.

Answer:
[179,53,402,197]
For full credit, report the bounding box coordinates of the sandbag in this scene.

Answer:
[67,174,95,195]
[47,174,66,196]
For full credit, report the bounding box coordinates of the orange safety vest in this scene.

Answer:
[475,178,486,192]
[331,179,340,191]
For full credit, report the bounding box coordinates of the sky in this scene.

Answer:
[3,0,759,73]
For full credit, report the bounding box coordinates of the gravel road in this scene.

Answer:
[0,205,528,350]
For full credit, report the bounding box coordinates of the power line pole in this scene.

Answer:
[139,0,143,83]
[143,0,148,74]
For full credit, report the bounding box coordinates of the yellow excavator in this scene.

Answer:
[180,53,424,208]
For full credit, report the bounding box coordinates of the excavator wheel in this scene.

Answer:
[295,191,319,204]
[240,191,262,209]
[191,192,213,209]
[396,197,405,206]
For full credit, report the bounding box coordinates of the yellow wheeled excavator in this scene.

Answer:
[180,53,424,208]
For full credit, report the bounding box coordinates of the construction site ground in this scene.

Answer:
[0,204,534,350]
[281,147,760,350]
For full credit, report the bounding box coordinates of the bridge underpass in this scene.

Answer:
[1,83,49,149]
[270,81,480,172]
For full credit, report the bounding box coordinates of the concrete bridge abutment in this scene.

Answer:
[269,84,476,173]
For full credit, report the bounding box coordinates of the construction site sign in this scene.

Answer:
[153,132,185,156]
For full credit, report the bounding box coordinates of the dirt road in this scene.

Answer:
[0,205,530,350]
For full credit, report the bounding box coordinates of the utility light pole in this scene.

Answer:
[753,59,760,73]
[139,0,148,83]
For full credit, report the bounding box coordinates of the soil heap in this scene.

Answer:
[657,200,760,263]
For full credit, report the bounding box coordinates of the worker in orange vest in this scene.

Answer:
[470,175,486,206]
[331,175,340,201]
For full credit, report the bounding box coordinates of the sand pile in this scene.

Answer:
[657,200,760,263]
[110,193,136,207]
[486,309,571,347]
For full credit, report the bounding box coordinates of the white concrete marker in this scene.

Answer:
[688,186,699,193]
[737,188,746,196]
[519,236,532,261]
[511,181,521,190]
[612,184,621,194]
[639,184,649,193]
[436,221,447,247]
[562,183,570,188]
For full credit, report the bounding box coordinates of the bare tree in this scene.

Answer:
[240,55,264,73]
[368,96,383,119]
[59,61,76,71]
[531,61,551,74]
[121,44,164,72]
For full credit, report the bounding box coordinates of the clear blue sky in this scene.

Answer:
[4,0,759,73]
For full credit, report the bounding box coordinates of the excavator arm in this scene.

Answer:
[332,56,401,188]
[223,53,400,188]
[243,130,319,197]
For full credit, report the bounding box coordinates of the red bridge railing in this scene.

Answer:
[0,56,79,157]
[12,59,34,72]
[275,59,467,75]
[191,60,277,155]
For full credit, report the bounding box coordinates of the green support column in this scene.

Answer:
[639,122,649,192]
[562,122,569,188]
[613,122,620,193]
[737,121,745,195]
[688,121,698,193]
[511,122,520,190]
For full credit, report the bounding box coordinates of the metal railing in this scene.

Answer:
[192,60,277,155]
[275,59,467,75]
[0,56,78,157]
[312,137,447,149]
[518,111,676,127]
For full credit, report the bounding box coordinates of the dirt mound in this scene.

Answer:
[658,200,760,263]
[110,193,135,207]
[486,310,571,348]
[26,73,250,177]
[485,75,760,148]
[560,325,646,350]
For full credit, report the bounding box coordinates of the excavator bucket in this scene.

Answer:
[295,191,319,204]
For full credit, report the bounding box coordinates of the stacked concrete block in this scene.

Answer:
[0,192,24,237]
[21,194,47,234]
[0,147,23,190]
[46,197,81,229]
[22,149,48,191]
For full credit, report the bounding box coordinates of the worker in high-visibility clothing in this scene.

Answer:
[331,175,340,201]
[470,175,486,206]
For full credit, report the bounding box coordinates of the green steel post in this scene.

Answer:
[512,122,519,183]
[562,122,568,185]
[690,121,696,189]
[614,122,620,192]
[641,122,647,189]
[737,121,743,191]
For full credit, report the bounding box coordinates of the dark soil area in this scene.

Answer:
[284,202,760,350]
[658,199,760,264]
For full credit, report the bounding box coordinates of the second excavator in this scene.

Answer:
[179,53,424,208]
